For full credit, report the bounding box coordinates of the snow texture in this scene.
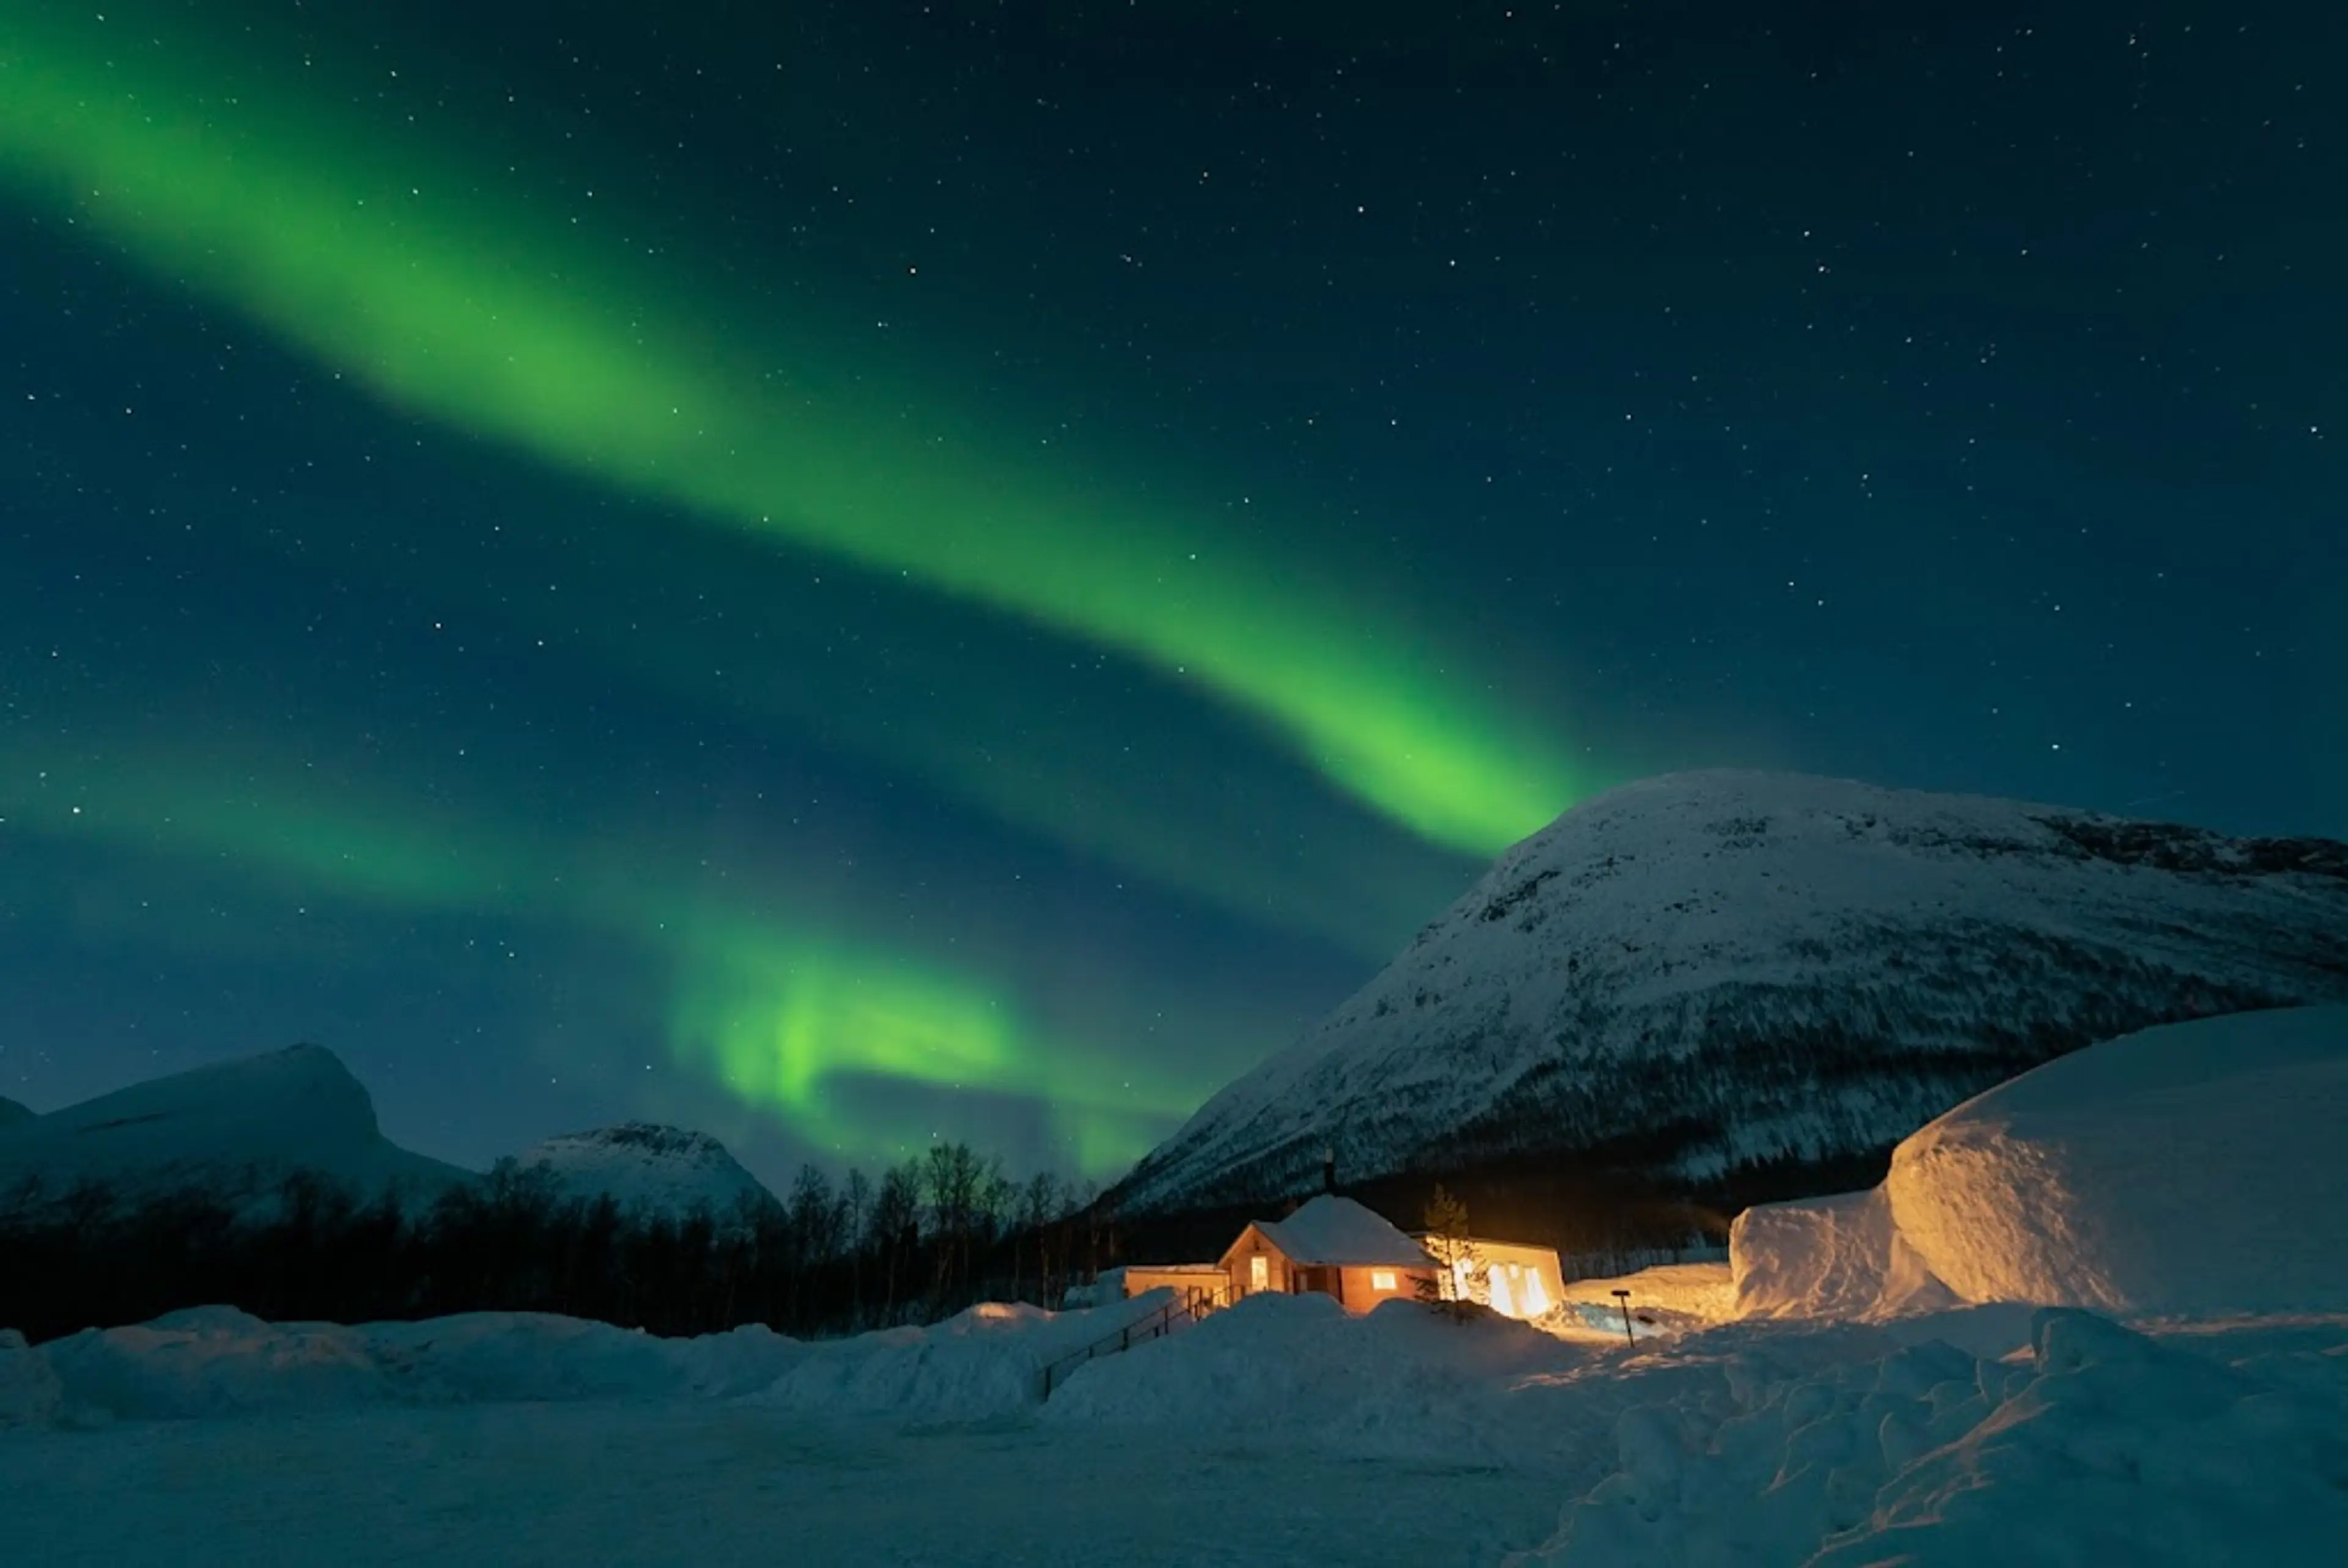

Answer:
[29,1305,801,1424]
[1541,1261,1741,1342]
[6,1294,2344,1566]
[750,1295,1178,1424]
[0,1328,61,1429]
[0,1044,473,1221]
[1737,1004,2348,1320]
[1252,1193,1436,1267]
[1520,1309,2348,1567]
[1120,770,2348,1212]
[515,1121,780,1228]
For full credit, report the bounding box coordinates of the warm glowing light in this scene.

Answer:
[1370,1269,1398,1292]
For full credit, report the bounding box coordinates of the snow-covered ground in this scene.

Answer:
[5,1295,2344,1566]
[8,1007,2347,1564]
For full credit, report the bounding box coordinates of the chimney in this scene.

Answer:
[1322,1147,1337,1196]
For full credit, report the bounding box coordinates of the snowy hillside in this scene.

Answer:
[0,1097,31,1130]
[1118,770,2348,1212]
[516,1122,779,1226]
[0,1045,474,1220]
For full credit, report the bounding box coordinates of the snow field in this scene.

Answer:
[6,1292,2347,1564]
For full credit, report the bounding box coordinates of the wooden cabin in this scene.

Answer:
[1217,1194,1439,1310]
[1077,1193,1567,1322]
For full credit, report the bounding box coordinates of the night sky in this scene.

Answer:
[2,1,2340,1188]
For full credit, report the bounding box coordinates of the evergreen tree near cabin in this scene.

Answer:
[1417,1183,1480,1322]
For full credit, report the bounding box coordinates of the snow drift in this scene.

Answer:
[24,1305,801,1424]
[1734,1004,2348,1319]
[1041,1292,1594,1464]
[1524,1308,2348,1566]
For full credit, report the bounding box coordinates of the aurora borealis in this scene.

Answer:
[4,1,2339,1185]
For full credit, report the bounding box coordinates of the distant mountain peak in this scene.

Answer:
[1116,770,2348,1214]
[0,1042,471,1219]
[518,1121,777,1223]
[539,1121,734,1158]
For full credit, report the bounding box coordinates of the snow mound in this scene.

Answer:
[0,1043,473,1221]
[516,1122,779,1227]
[1733,1004,2348,1320]
[1041,1292,1594,1465]
[1542,1261,1741,1341]
[1521,1309,2348,1566]
[1732,1189,1959,1321]
[750,1296,1178,1424]
[0,1328,61,1429]
[29,1306,802,1422]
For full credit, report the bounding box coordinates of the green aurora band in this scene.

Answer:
[0,736,1207,1176]
[0,9,1581,859]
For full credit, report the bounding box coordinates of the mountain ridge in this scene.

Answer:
[516,1121,780,1224]
[0,1048,777,1227]
[1113,770,2348,1214]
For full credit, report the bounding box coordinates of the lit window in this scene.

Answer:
[1249,1254,1269,1292]
[1371,1269,1397,1291]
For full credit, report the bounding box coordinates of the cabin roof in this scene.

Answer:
[1247,1194,1434,1268]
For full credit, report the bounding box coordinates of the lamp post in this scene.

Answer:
[1610,1287,1636,1347]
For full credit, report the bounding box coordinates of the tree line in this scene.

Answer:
[0,1140,1120,1346]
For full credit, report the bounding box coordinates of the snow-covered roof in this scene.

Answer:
[1246,1195,1433,1268]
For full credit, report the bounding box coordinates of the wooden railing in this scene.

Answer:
[1038,1283,1233,1399]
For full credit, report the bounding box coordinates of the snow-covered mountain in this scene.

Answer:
[1116,770,2348,1213]
[0,1048,777,1229]
[515,1122,780,1226]
[0,1097,32,1130]
[0,1044,473,1219]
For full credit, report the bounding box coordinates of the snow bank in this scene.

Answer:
[1732,1005,2348,1320]
[1060,1267,1126,1308]
[0,1328,61,1429]
[1040,1292,1596,1465]
[1543,1261,1739,1341]
[1886,1003,2348,1316]
[1732,1189,1958,1320]
[750,1294,1177,1424]
[1518,1308,2348,1566]
[6,1292,1236,1429]
[28,1305,802,1422]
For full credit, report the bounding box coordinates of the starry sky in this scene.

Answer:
[2,1,2339,1187]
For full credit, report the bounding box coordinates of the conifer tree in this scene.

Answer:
[1417,1183,1479,1322]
